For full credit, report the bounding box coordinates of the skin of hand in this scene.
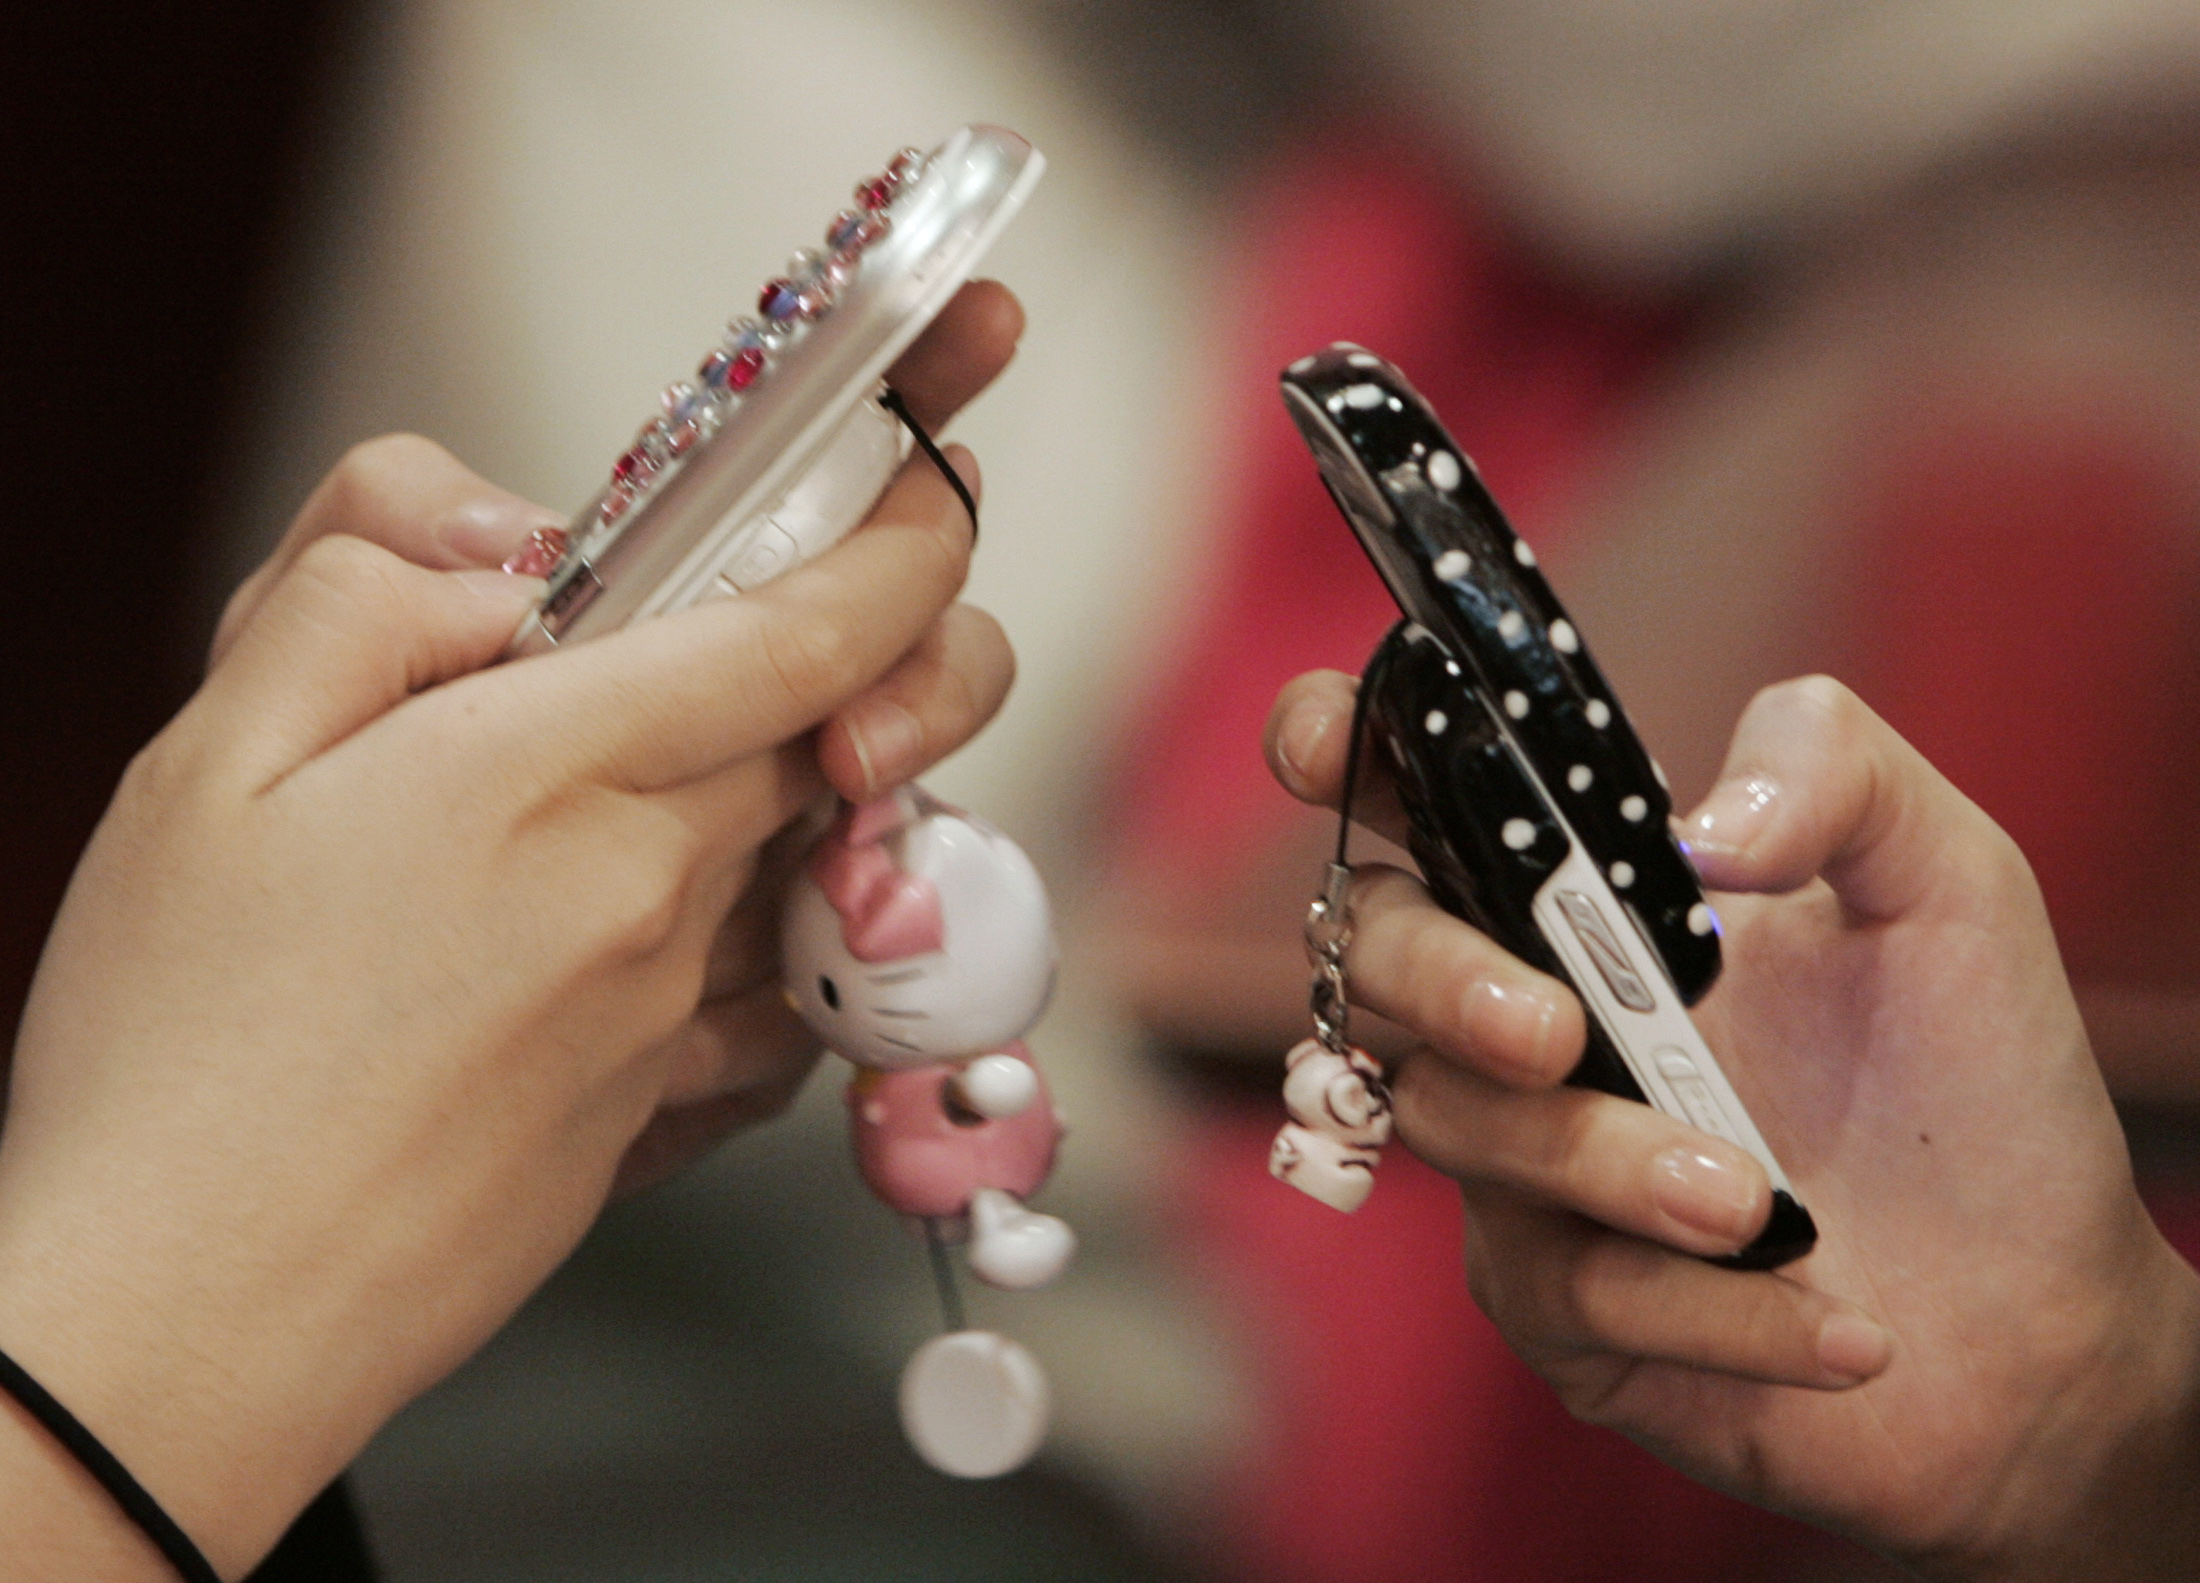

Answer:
[1265,669,2200,1582]
[0,284,1021,1579]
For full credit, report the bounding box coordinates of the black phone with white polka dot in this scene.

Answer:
[1279,344,1816,1271]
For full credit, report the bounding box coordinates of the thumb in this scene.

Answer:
[194,534,541,787]
[1678,675,2029,922]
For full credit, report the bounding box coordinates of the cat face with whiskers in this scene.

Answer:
[785,795,1055,1071]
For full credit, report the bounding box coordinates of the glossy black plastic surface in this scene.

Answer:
[1280,348,1718,1002]
[1283,345,1816,1271]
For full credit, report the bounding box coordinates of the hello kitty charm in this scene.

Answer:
[784,786,1072,1477]
[1271,1039,1392,1212]
[1271,860,1394,1211]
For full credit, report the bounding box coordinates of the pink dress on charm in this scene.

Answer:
[848,1043,1059,1221]
[783,788,1071,1476]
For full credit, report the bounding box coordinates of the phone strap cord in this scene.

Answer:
[880,387,978,544]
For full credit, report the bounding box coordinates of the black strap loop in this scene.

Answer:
[1330,623,1395,867]
[0,1345,222,1582]
[880,386,978,542]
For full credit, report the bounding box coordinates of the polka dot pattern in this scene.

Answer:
[1282,345,1725,1011]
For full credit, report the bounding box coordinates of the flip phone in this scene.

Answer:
[505,125,1043,655]
[1280,345,1816,1270]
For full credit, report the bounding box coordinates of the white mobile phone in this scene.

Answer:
[505,124,1043,656]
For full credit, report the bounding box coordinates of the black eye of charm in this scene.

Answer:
[819,976,840,1011]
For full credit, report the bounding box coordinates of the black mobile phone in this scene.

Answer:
[1279,344,1816,1270]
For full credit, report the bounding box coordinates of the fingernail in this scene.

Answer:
[499,525,569,578]
[1273,701,1339,796]
[1816,1312,1894,1384]
[1461,978,1564,1082]
[1686,774,1782,857]
[841,700,924,798]
[454,569,545,604]
[1649,1143,1765,1243]
[445,501,563,566]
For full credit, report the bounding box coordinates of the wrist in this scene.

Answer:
[1948,1229,2200,1583]
[0,1388,173,1582]
[0,1157,396,1579]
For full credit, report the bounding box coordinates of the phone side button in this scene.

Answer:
[1557,890,1657,1012]
[716,522,801,593]
[1652,1045,1742,1145]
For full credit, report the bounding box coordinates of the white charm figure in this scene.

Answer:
[1270,1038,1393,1213]
[783,786,1071,1477]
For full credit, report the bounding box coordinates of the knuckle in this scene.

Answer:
[212,569,268,653]
[115,725,203,816]
[1569,1233,1662,1340]
[1754,673,1864,746]
[1738,1292,1804,1359]
[294,539,416,642]
[639,956,712,1048]
[1978,821,2043,903]
[940,604,1012,714]
[1541,1237,1609,1346]
[595,880,688,969]
[327,432,443,508]
[1456,1194,1520,1314]
[1534,1094,1608,1198]
[1387,1057,1454,1159]
[1460,1240,1510,1324]
[291,531,404,609]
[581,820,703,966]
[1347,868,1436,981]
[759,609,859,717]
[902,472,975,588]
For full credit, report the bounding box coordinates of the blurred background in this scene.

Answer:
[14,2,2200,1579]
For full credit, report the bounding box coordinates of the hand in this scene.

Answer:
[1265,670,2200,1581]
[213,282,1026,1198]
[0,284,1021,1578]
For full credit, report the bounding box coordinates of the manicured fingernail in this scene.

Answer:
[1649,1143,1764,1243]
[445,500,562,566]
[1273,701,1340,796]
[1461,978,1564,1082]
[500,525,569,577]
[454,569,545,604]
[1687,774,1782,857]
[1816,1312,1894,1384]
[842,700,924,798]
